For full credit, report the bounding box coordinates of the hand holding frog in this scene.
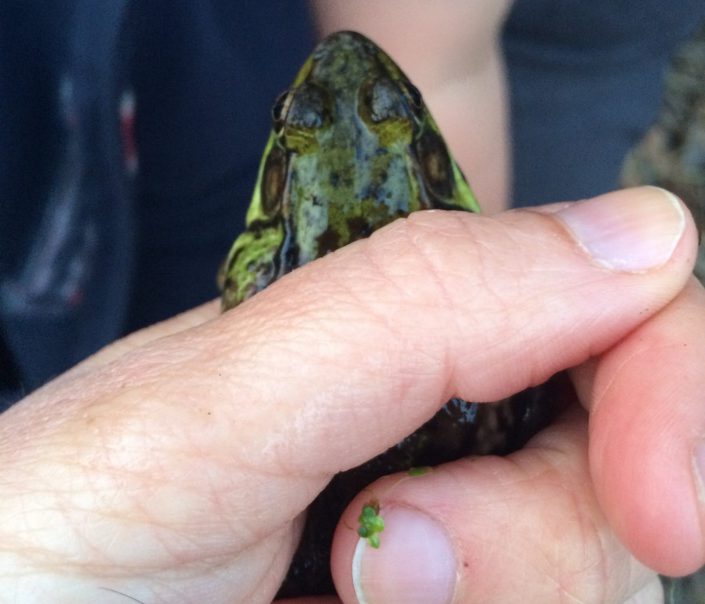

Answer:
[0,187,701,603]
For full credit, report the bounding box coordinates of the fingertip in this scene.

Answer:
[331,471,461,604]
[587,280,705,575]
[348,505,457,604]
[554,187,689,273]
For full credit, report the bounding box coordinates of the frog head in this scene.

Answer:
[220,31,478,310]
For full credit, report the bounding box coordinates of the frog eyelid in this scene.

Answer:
[359,76,423,126]
[273,83,331,137]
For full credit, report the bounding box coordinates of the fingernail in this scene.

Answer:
[554,187,685,272]
[352,506,457,604]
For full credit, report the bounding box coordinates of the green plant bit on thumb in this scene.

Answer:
[357,499,384,548]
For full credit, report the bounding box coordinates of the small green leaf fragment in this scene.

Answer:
[408,466,432,477]
[357,500,384,548]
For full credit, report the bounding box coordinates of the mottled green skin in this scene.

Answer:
[219,31,557,596]
[219,31,478,310]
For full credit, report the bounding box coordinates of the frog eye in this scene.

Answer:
[272,90,293,135]
[261,145,288,214]
[288,83,330,130]
[414,130,454,200]
[360,76,410,123]
[274,83,330,135]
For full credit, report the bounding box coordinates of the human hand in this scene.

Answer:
[0,187,700,603]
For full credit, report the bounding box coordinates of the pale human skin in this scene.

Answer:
[1,4,704,604]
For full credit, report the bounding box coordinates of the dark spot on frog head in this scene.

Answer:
[283,241,299,269]
[315,217,377,255]
[347,216,374,239]
[329,171,340,187]
[317,227,341,254]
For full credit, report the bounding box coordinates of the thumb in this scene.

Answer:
[224,186,693,476]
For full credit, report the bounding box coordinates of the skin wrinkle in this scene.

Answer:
[256,225,458,460]
[266,304,421,462]
[400,213,520,395]
[510,298,573,387]
[345,238,451,388]
[451,214,585,389]
[589,341,691,482]
[82,208,676,486]
[22,523,283,594]
[586,330,684,418]
[95,548,261,604]
[509,269,629,387]
[0,392,300,576]
[327,244,411,351]
[185,466,311,551]
[564,487,609,604]
[587,323,705,570]
[393,216,469,395]
[541,479,626,604]
[501,409,646,604]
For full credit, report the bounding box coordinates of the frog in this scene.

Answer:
[219,30,558,597]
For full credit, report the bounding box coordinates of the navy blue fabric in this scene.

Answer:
[1,0,138,400]
[503,0,705,205]
[0,2,702,407]
[0,1,315,405]
[126,3,316,331]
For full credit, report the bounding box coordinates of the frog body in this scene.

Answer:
[219,31,555,596]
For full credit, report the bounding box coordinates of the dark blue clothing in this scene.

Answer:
[0,1,315,403]
[1,1,703,406]
[504,0,705,205]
